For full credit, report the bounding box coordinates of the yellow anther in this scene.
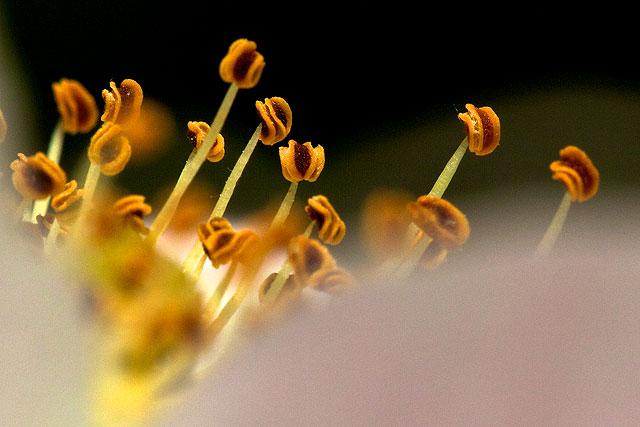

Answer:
[305,195,346,245]
[550,145,600,202]
[256,97,292,145]
[219,38,265,89]
[287,236,337,288]
[187,121,225,162]
[197,218,257,268]
[52,78,98,134]
[10,152,66,200]
[114,195,153,234]
[279,140,325,183]
[408,195,470,249]
[101,79,144,129]
[88,122,132,176]
[458,103,501,156]
[51,180,83,212]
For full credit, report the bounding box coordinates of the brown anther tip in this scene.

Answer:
[219,38,265,89]
[186,121,225,162]
[288,236,337,289]
[10,152,66,200]
[51,180,83,212]
[88,122,132,175]
[0,109,7,143]
[279,140,325,183]
[258,272,299,304]
[458,103,501,156]
[549,145,600,202]
[305,195,346,245]
[51,78,98,134]
[408,195,470,249]
[114,195,153,234]
[198,217,257,268]
[101,79,144,129]
[256,97,292,145]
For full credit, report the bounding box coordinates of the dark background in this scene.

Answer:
[2,2,638,251]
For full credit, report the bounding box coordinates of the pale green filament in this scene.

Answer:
[182,124,263,276]
[31,121,64,222]
[395,233,433,278]
[204,261,238,320]
[269,181,299,230]
[262,221,315,305]
[429,137,468,198]
[73,162,101,234]
[535,191,572,257]
[44,218,62,255]
[147,84,239,246]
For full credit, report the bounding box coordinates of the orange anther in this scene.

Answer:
[408,195,470,249]
[279,140,325,183]
[550,145,599,202]
[51,180,83,212]
[88,122,132,176]
[10,152,66,200]
[305,195,346,245]
[458,103,501,156]
[101,79,144,129]
[187,121,225,162]
[52,78,98,134]
[114,195,153,234]
[197,217,257,268]
[287,236,337,288]
[256,97,292,145]
[219,38,265,89]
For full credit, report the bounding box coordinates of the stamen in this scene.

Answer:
[146,84,240,246]
[535,191,572,257]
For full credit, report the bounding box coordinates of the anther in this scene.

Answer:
[287,236,337,288]
[305,195,346,245]
[457,103,501,156]
[101,79,144,129]
[219,38,266,89]
[279,140,325,183]
[407,195,470,249]
[187,121,225,162]
[52,78,99,134]
[550,145,600,202]
[88,122,132,176]
[256,97,292,145]
[258,272,299,304]
[114,195,153,234]
[10,152,66,200]
[51,180,83,212]
[197,218,257,268]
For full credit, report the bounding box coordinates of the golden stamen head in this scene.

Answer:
[258,272,299,304]
[549,145,600,202]
[458,103,501,156]
[114,195,153,235]
[186,121,225,162]
[126,100,176,163]
[51,180,83,212]
[101,79,144,129]
[219,38,265,89]
[287,236,337,288]
[0,109,7,143]
[256,97,292,145]
[305,195,346,245]
[10,152,66,200]
[310,268,353,295]
[408,195,470,249]
[279,140,325,183]
[88,122,132,176]
[197,217,257,268]
[51,78,98,134]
